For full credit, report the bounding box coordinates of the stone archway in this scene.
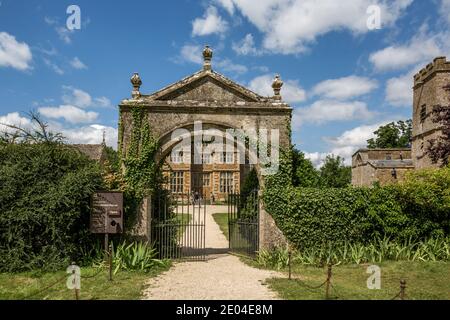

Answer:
[119,47,291,251]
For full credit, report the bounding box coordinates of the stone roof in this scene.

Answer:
[72,144,105,161]
[368,159,414,168]
[120,45,290,109]
[143,69,265,102]
[352,148,411,157]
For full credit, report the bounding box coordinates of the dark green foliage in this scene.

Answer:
[367,119,412,148]
[0,143,103,272]
[292,148,320,187]
[264,185,449,250]
[426,85,450,167]
[240,167,259,196]
[263,150,449,250]
[319,155,351,188]
[238,168,260,220]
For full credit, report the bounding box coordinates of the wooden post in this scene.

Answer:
[325,264,332,300]
[400,280,406,300]
[288,249,292,280]
[104,233,109,262]
[71,265,80,300]
[109,243,113,281]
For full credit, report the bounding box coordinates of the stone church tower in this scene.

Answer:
[412,56,450,169]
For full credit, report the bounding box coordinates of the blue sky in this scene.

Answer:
[1,0,449,166]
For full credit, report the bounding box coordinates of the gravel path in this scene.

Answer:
[143,205,281,300]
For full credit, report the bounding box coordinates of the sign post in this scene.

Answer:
[90,192,123,281]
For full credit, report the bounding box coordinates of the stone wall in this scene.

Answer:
[351,149,414,187]
[412,56,450,169]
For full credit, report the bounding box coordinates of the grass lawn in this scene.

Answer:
[212,212,229,240]
[245,259,450,300]
[0,264,169,300]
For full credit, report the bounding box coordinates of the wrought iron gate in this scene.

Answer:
[228,190,259,257]
[152,191,206,260]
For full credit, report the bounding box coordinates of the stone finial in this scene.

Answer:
[130,72,142,98]
[102,129,106,146]
[203,45,213,71]
[272,74,283,100]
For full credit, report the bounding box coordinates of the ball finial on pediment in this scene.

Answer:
[130,72,142,98]
[272,74,283,100]
[203,45,213,71]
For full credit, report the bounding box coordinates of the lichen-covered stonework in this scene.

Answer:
[119,55,292,250]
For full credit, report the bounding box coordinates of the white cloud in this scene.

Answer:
[39,105,98,124]
[312,76,378,100]
[304,152,329,168]
[70,57,87,70]
[248,74,306,103]
[56,26,74,44]
[232,34,262,56]
[45,16,74,44]
[440,0,450,24]
[0,32,32,71]
[94,97,112,108]
[43,58,64,75]
[177,44,247,74]
[0,112,33,134]
[215,0,235,15]
[60,86,112,108]
[192,6,229,36]
[180,44,203,64]
[62,86,92,108]
[293,100,374,126]
[304,121,391,166]
[215,58,248,74]
[385,69,415,107]
[369,27,444,72]
[228,0,412,54]
[57,124,118,149]
[0,112,117,149]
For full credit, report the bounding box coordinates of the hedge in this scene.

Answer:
[0,142,103,272]
[263,158,450,249]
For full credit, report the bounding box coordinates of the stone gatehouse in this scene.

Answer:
[118,46,291,249]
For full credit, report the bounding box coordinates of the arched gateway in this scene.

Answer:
[119,46,291,259]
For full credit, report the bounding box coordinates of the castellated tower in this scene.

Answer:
[412,57,450,169]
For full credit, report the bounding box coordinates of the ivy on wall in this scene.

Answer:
[262,147,450,250]
[119,106,163,229]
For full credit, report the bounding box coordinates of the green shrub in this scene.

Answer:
[0,142,103,272]
[257,237,450,267]
[112,241,169,273]
[264,160,450,249]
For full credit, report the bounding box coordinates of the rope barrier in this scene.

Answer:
[80,267,104,279]
[20,274,67,300]
[20,265,106,300]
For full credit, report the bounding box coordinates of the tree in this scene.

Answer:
[0,110,64,144]
[367,120,412,148]
[426,84,450,167]
[292,148,320,187]
[319,155,351,188]
[0,114,103,272]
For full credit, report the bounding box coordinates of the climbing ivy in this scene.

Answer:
[119,106,163,229]
[262,146,450,249]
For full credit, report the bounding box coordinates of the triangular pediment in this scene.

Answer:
[147,71,263,102]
